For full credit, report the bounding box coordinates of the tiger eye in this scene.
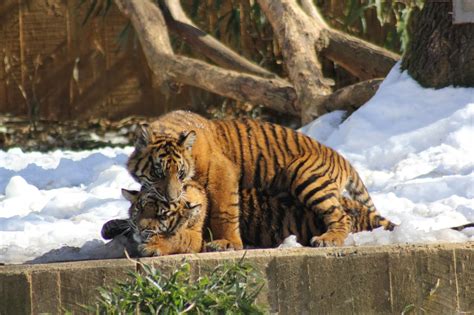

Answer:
[178,168,186,180]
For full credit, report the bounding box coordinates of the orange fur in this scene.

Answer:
[110,183,395,252]
[121,181,207,256]
[127,110,386,248]
[237,189,394,247]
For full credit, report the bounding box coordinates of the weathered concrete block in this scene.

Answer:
[0,243,472,315]
[267,252,311,314]
[387,246,428,314]
[31,270,61,315]
[455,247,474,313]
[306,250,391,315]
[388,245,464,315]
[56,259,136,313]
[0,272,31,315]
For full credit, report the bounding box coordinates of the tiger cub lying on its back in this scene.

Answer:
[103,182,395,256]
[102,181,207,256]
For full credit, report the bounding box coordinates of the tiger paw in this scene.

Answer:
[101,219,130,240]
[138,243,162,257]
[310,233,345,247]
[204,239,236,252]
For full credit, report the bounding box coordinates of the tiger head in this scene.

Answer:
[127,124,196,202]
[122,184,204,242]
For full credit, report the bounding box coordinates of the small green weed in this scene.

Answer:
[87,255,266,314]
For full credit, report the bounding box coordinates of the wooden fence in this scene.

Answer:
[0,0,397,121]
[0,0,215,121]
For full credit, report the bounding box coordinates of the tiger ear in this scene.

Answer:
[178,130,196,150]
[122,189,139,202]
[135,124,153,151]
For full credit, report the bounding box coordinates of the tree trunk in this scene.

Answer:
[401,0,474,88]
[258,0,335,118]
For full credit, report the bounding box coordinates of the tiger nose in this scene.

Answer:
[166,178,181,201]
[166,189,180,202]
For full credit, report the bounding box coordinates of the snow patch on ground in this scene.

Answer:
[0,63,473,264]
[0,148,140,264]
[301,63,474,247]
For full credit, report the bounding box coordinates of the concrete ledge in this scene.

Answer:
[1,243,472,314]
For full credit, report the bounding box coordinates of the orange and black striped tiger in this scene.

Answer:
[127,110,388,249]
[239,189,395,247]
[102,181,395,254]
[118,181,207,256]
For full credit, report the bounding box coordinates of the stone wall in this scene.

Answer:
[1,243,472,314]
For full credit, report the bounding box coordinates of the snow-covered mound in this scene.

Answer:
[0,148,139,264]
[0,63,473,264]
[302,63,474,246]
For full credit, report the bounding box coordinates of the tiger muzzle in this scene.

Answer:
[166,176,182,202]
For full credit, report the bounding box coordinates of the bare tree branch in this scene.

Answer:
[322,29,399,80]
[113,0,297,115]
[168,56,297,114]
[158,0,275,78]
[113,0,389,121]
[300,0,328,27]
[326,78,381,112]
[301,79,383,123]
[299,0,399,79]
[257,0,333,116]
[114,0,173,86]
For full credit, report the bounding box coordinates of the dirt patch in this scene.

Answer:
[0,105,300,152]
[0,115,156,152]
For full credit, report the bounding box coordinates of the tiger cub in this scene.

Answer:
[239,189,395,248]
[119,181,207,256]
[103,182,395,254]
[127,110,384,249]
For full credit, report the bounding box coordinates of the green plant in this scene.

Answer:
[88,255,266,314]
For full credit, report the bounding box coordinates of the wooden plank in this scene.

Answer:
[0,0,23,115]
[19,0,69,119]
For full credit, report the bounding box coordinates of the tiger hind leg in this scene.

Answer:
[308,197,351,247]
[282,157,351,246]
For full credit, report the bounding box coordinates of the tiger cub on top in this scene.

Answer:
[127,110,388,249]
[102,182,395,256]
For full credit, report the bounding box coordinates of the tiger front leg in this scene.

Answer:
[138,235,174,257]
[205,159,243,251]
[139,229,203,256]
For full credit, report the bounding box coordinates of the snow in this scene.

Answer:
[1,63,473,264]
[0,148,140,264]
[277,235,303,249]
[301,63,474,246]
